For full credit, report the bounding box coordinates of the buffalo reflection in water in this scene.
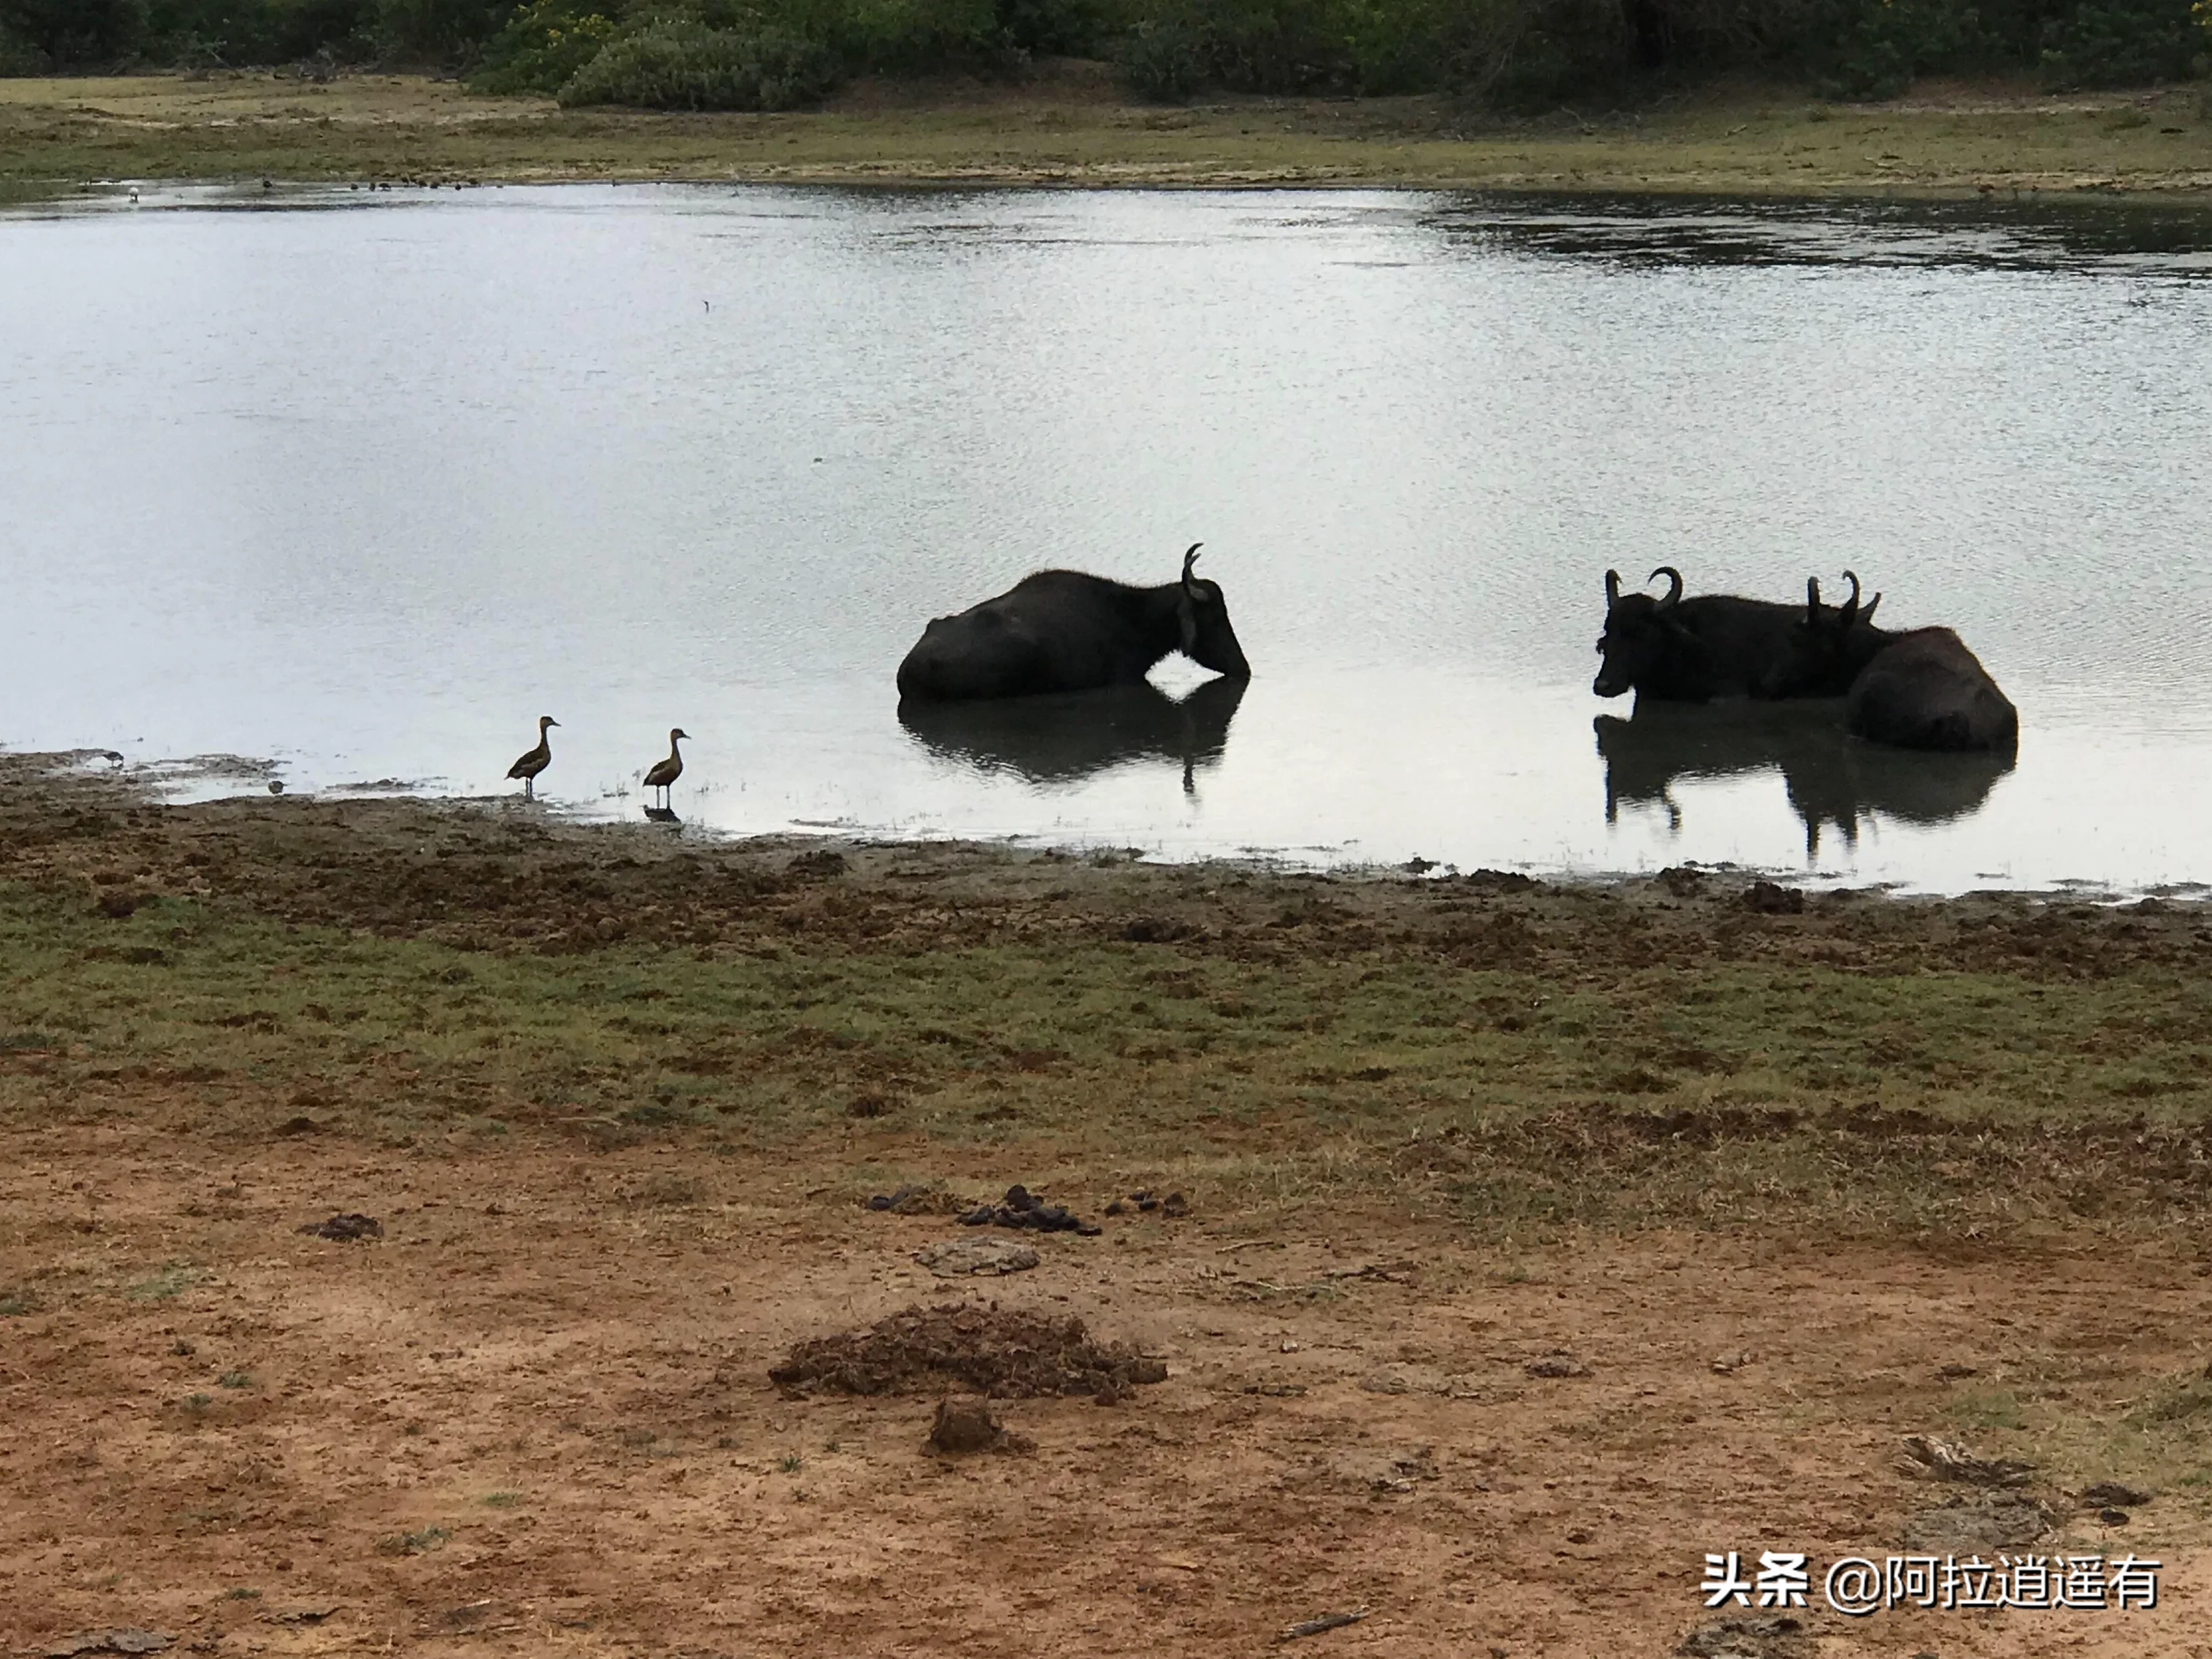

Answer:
[1596,699,2013,859]
[897,675,1246,793]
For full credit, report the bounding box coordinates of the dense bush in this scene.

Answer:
[136,0,377,65]
[0,18,47,70]
[2,0,2206,101]
[468,0,615,90]
[555,14,837,106]
[1796,0,1981,98]
[1115,0,1610,103]
[2039,0,2207,86]
[0,0,150,60]
[374,0,508,53]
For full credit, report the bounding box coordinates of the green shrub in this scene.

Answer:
[374,0,505,57]
[469,0,617,90]
[833,0,1015,72]
[1483,0,1635,105]
[1110,0,1360,97]
[0,0,149,61]
[997,0,1113,55]
[2039,0,2205,85]
[1116,10,1205,96]
[0,17,49,69]
[1798,0,1982,98]
[142,0,377,65]
[1202,0,1361,93]
[557,16,839,108]
[1113,0,1645,103]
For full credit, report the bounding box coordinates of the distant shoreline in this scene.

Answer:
[5,69,2210,206]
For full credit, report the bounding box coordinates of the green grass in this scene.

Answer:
[3,877,2211,1237]
[125,1263,208,1301]
[377,1525,451,1555]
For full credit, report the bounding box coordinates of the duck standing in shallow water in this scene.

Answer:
[642,728,688,810]
[508,716,559,797]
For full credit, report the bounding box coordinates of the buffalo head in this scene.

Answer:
[1175,544,1251,680]
[1593,565,1689,698]
[1763,570,1886,699]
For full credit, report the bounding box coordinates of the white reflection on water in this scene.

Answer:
[3,184,2210,890]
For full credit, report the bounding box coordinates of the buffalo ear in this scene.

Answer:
[1860,594,1881,626]
[1605,569,1622,607]
[1178,596,1199,655]
[1805,576,1822,624]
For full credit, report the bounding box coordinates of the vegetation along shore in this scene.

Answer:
[4,66,2210,203]
[6,750,2212,1650]
[2,0,2210,202]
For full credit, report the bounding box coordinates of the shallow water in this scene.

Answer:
[5,182,2211,890]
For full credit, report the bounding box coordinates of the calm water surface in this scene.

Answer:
[5,183,2211,890]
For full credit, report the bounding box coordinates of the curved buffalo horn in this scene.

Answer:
[1805,576,1822,621]
[1181,543,1206,598]
[1838,569,1863,627]
[1648,566,1684,610]
[1606,568,1622,607]
[1861,592,1881,626]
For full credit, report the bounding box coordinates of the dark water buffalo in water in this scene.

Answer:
[897,675,1246,794]
[1595,698,2013,858]
[1773,575,2018,754]
[1592,566,1809,702]
[1850,629,2019,754]
[896,544,1251,702]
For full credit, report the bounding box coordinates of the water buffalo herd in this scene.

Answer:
[1594,565,2017,755]
[897,547,2015,763]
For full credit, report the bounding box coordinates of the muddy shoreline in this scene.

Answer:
[10,748,2203,946]
[6,70,2211,205]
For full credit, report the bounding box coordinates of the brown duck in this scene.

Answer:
[508,716,559,795]
[642,728,688,809]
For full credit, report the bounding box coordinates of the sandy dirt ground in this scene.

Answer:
[7,1133,2212,1658]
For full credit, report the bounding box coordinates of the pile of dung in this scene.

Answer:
[958,1184,1100,1236]
[768,1301,1167,1399]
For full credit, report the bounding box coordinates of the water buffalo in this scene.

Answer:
[1849,629,2019,755]
[896,544,1251,702]
[898,675,1245,794]
[1593,566,1808,702]
[1775,575,2018,754]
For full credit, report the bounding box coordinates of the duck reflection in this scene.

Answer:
[898,675,1246,793]
[1596,699,2013,859]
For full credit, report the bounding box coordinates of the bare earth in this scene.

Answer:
[4,754,2212,1654]
[3,65,2211,202]
[7,1140,2210,1658]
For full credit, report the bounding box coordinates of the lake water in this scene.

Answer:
[6,182,2211,892]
